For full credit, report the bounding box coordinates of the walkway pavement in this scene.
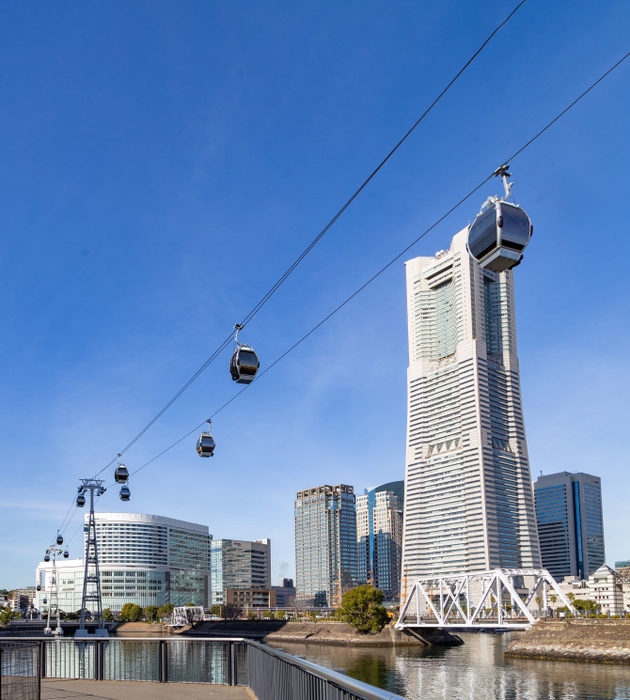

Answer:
[42,679,254,700]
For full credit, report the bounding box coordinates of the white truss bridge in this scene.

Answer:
[396,568,577,630]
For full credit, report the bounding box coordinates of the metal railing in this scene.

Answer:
[247,640,405,700]
[7,637,404,700]
[0,641,40,700]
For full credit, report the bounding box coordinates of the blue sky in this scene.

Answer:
[1,1,629,589]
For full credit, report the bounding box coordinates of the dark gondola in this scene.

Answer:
[63,550,69,559]
[119,485,131,502]
[76,493,86,507]
[44,553,50,563]
[196,432,216,458]
[229,324,260,384]
[467,165,532,272]
[56,534,63,546]
[114,464,129,484]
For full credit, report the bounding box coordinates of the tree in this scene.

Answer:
[0,607,21,626]
[103,608,114,621]
[143,606,159,622]
[119,603,143,622]
[339,585,389,634]
[157,603,174,620]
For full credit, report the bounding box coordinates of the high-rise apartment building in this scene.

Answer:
[35,513,211,612]
[295,484,357,607]
[356,481,404,600]
[210,539,271,606]
[402,229,541,582]
[534,471,605,581]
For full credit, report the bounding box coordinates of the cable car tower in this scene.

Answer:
[75,478,109,638]
[42,536,67,636]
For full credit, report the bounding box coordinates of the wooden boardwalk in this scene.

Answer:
[42,678,254,700]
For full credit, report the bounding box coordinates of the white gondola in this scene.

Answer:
[229,324,260,384]
[196,420,216,458]
[119,485,131,502]
[467,165,532,272]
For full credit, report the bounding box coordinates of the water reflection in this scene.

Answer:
[268,633,630,700]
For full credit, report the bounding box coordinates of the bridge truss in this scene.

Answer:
[396,568,577,630]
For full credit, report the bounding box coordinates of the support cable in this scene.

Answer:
[87,1,526,480]
[122,48,630,481]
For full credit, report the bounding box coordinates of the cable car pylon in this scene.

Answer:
[75,478,109,638]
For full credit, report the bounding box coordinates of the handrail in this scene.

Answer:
[247,639,406,700]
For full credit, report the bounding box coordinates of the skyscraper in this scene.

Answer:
[295,484,357,607]
[210,538,271,606]
[402,229,541,583]
[534,471,605,581]
[356,481,404,600]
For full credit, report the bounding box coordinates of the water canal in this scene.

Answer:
[269,633,630,700]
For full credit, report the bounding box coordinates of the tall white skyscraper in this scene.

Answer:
[402,228,541,584]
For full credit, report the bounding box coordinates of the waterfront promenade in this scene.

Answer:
[42,679,252,700]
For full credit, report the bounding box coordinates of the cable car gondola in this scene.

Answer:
[467,165,532,272]
[229,324,260,384]
[114,462,129,484]
[63,550,69,559]
[56,533,63,546]
[119,485,131,502]
[196,420,216,458]
[36,584,41,591]
[76,492,86,507]
[44,552,50,563]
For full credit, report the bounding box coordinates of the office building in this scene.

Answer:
[210,539,271,607]
[271,579,296,608]
[534,471,605,581]
[402,230,541,583]
[295,484,357,607]
[356,481,404,600]
[226,588,276,609]
[34,513,211,613]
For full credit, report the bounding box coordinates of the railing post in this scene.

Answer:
[40,641,46,679]
[37,643,42,700]
[231,642,238,686]
[159,640,168,683]
[96,640,105,681]
[0,646,3,700]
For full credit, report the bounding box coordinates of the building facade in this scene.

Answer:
[295,484,357,607]
[356,481,404,601]
[34,513,211,613]
[210,539,271,607]
[271,579,296,608]
[402,230,541,584]
[534,471,605,581]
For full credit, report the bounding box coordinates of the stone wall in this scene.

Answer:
[505,619,630,663]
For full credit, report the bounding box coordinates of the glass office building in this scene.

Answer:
[402,229,541,583]
[356,481,404,601]
[295,484,357,607]
[534,471,605,581]
[210,539,271,606]
[34,512,211,613]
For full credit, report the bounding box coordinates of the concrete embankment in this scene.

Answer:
[178,620,461,646]
[505,619,630,664]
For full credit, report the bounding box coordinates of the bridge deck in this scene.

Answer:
[42,678,253,700]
